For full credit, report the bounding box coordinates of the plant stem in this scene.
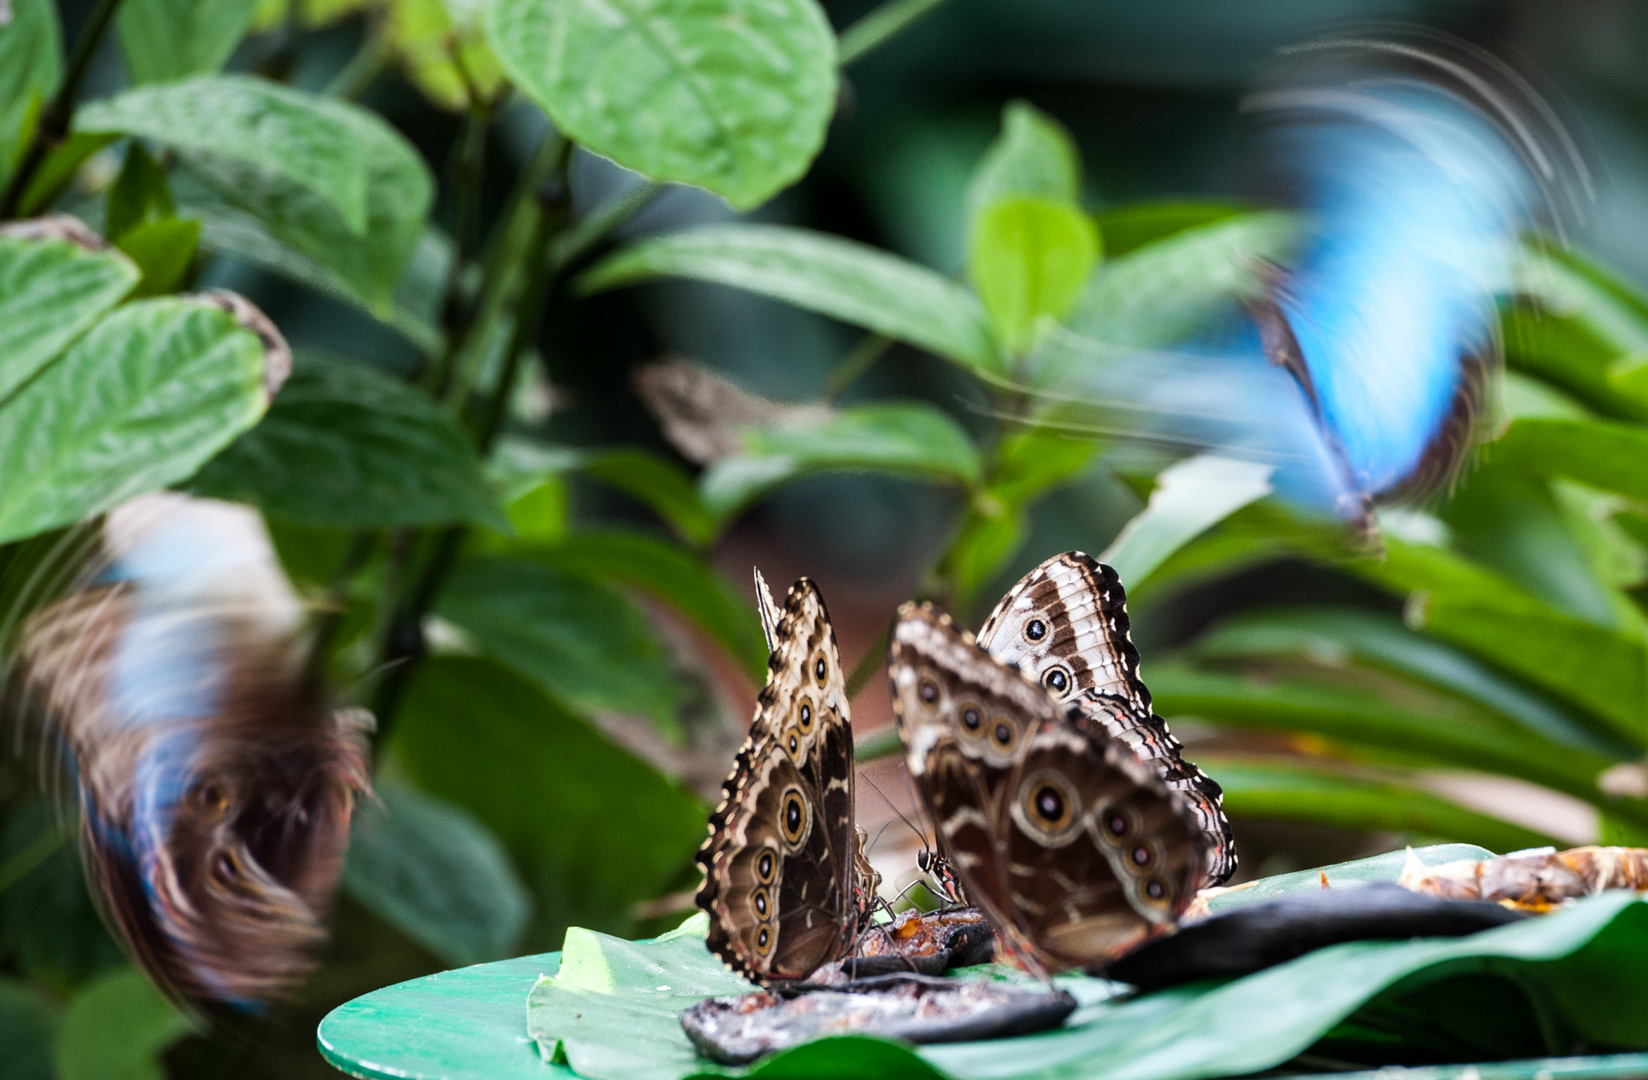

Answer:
[824,333,892,402]
[837,0,950,67]
[0,0,128,218]
[324,30,392,99]
[548,180,663,274]
[438,103,493,346]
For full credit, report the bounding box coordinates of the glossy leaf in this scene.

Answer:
[538,530,768,681]
[53,968,191,1080]
[965,100,1082,230]
[437,558,687,737]
[391,656,706,941]
[343,781,532,967]
[189,355,506,530]
[1510,243,1648,423]
[1101,453,1275,587]
[0,229,138,405]
[700,401,982,516]
[0,0,60,187]
[117,0,260,85]
[970,196,1098,355]
[115,217,201,298]
[1495,417,1648,504]
[582,225,999,373]
[578,448,718,546]
[1203,756,1559,852]
[0,978,56,1080]
[1094,200,1248,258]
[488,0,836,210]
[0,296,271,544]
[520,853,1648,1080]
[106,142,176,241]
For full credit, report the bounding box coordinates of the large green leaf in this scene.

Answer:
[391,656,705,942]
[0,296,272,544]
[582,225,999,373]
[0,0,60,187]
[1101,453,1275,587]
[964,101,1082,232]
[117,0,260,84]
[1509,243,1648,423]
[0,977,56,1080]
[488,0,836,210]
[700,401,982,517]
[437,558,687,737]
[1204,756,1559,852]
[522,850,1648,1080]
[537,530,768,682]
[1495,416,1648,504]
[0,228,138,405]
[188,355,506,530]
[577,448,719,547]
[970,196,1097,356]
[343,781,532,967]
[53,968,191,1080]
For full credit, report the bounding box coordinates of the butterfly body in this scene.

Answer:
[891,602,1207,974]
[697,576,860,984]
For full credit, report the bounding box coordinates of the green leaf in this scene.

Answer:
[53,968,192,1080]
[391,655,706,941]
[188,355,506,530]
[1194,607,1635,758]
[700,401,982,517]
[1204,756,1560,852]
[105,142,175,241]
[1355,538,1648,748]
[0,804,122,990]
[117,0,259,84]
[965,101,1081,230]
[0,0,60,187]
[1101,453,1275,587]
[115,217,200,297]
[0,978,56,1080]
[488,0,836,210]
[1056,209,1300,354]
[437,558,687,737]
[76,76,378,234]
[1150,664,1615,805]
[969,196,1098,355]
[384,0,506,110]
[579,448,719,547]
[17,133,119,216]
[0,228,139,405]
[515,858,1648,1080]
[1094,200,1248,258]
[343,780,532,967]
[582,225,1000,373]
[0,295,272,544]
[1495,416,1648,504]
[537,529,768,681]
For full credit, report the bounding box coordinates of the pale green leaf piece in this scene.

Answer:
[0,296,271,544]
[0,228,139,406]
[343,781,532,967]
[384,0,506,111]
[488,0,836,210]
[76,75,383,235]
[969,196,1097,355]
[117,0,261,85]
[437,558,688,738]
[0,0,61,186]
[700,401,982,516]
[1102,453,1275,586]
[188,354,507,530]
[583,225,999,372]
[54,967,192,1080]
[965,100,1082,233]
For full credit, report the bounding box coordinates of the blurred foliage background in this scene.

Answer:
[7,0,1648,1077]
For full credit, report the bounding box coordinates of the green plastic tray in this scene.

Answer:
[316,951,1648,1080]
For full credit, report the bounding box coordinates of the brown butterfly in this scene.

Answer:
[889,593,1209,975]
[975,552,1235,884]
[695,573,867,984]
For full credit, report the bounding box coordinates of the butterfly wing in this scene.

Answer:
[977,552,1236,885]
[891,603,1206,975]
[696,579,858,983]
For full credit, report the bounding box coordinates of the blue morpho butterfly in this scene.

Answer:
[1023,33,1586,524]
[3,493,371,1013]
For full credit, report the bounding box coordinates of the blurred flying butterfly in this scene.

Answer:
[889,590,1210,975]
[976,551,1234,884]
[1025,32,1585,525]
[3,493,371,1013]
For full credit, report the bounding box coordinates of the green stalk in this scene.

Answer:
[0,0,129,218]
[323,31,393,100]
[837,0,950,67]
[824,333,892,401]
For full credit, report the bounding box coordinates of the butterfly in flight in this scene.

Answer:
[889,552,1221,974]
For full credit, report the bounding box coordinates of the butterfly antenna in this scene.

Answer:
[861,772,927,848]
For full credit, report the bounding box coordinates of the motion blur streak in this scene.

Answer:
[5,493,370,1012]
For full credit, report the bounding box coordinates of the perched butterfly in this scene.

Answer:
[975,552,1234,884]
[696,573,865,983]
[889,579,1211,974]
[4,494,371,1012]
